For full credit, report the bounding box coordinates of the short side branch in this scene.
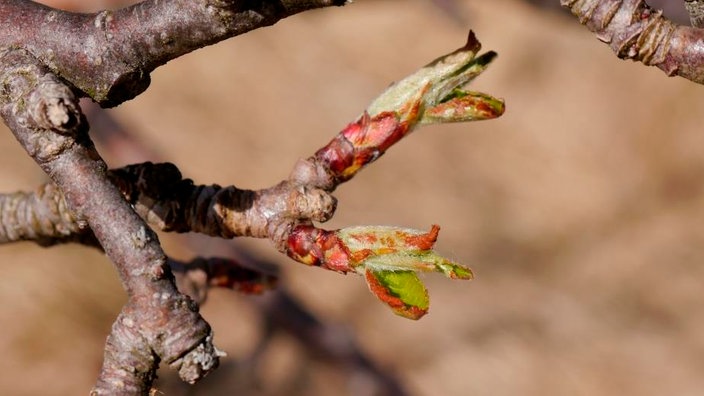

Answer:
[170,256,278,304]
[0,183,89,245]
[0,31,504,262]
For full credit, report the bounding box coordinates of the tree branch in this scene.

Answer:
[82,99,409,394]
[0,0,348,107]
[0,31,501,320]
[0,48,219,395]
[0,182,90,245]
[561,0,704,84]
[170,256,278,304]
[1,30,504,251]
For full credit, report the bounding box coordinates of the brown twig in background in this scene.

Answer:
[170,256,278,304]
[256,289,409,396]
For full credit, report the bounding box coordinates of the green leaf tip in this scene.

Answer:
[365,269,429,320]
[365,30,504,126]
[334,225,472,319]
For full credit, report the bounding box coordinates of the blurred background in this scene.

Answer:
[1,0,703,395]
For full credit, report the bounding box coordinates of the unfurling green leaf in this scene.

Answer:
[365,269,429,320]
[312,30,504,182]
[286,224,472,320]
[342,225,472,319]
[365,30,504,126]
[288,31,500,319]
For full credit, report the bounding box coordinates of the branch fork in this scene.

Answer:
[0,48,219,395]
[0,0,504,390]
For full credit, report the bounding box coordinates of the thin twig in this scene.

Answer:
[170,256,278,304]
[0,28,500,392]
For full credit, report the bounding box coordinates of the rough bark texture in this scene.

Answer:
[562,0,704,84]
[14,0,704,392]
[110,162,338,246]
[0,162,333,243]
[0,182,88,245]
[0,0,347,107]
[0,47,220,395]
[685,0,704,27]
[0,1,350,393]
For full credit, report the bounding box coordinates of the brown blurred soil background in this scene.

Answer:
[1,1,704,395]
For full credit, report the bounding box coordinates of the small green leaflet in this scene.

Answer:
[365,269,430,320]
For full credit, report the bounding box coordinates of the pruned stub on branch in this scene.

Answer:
[0,0,504,394]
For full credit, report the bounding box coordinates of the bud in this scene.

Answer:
[366,30,505,124]
[286,225,472,320]
[314,30,504,183]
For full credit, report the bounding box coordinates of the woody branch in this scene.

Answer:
[0,0,347,394]
[561,0,704,84]
[0,31,504,323]
[0,0,347,107]
[0,31,504,270]
[0,47,220,396]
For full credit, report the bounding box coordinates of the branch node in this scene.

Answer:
[170,333,225,384]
